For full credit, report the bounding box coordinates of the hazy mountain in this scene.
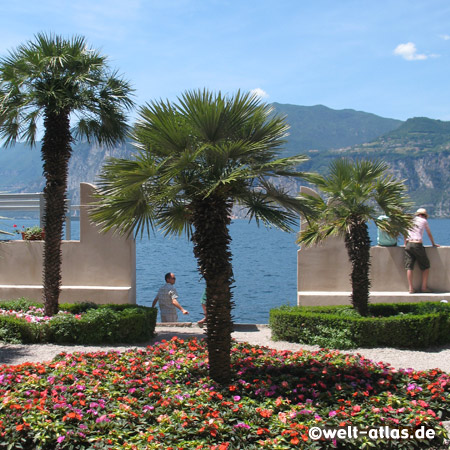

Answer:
[0,141,137,207]
[1,105,450,217]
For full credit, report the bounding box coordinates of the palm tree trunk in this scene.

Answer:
[41,108,72,316]
[191,196,234,385]
[345,220,371,316]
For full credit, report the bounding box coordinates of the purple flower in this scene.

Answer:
[234,423,250,429]
[57,436,65,443]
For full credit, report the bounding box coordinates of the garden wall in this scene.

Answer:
[0,183,136,304]
[297,187,450,306]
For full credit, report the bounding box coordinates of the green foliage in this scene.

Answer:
[0,297,42,310]
[0,299,157,345]
[92,89,311,237]
[0,316,43,344]
[269,302,450,349]
[20,225,44,239]
[48,313,81,344]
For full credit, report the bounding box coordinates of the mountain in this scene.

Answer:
[0,141,137,208]
[271,103,402,154]
[315,117,450,217]
[1,105,450,217]
[0,142,44,193]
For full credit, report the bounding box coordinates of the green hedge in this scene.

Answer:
[269,302,450,349]
[0,299,157,345]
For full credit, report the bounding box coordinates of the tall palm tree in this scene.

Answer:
[298,158,412,316]
[91,89,309,384]
[0,33,134,316]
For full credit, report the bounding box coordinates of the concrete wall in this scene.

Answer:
[0,183,136,304]
[297,186,450,306]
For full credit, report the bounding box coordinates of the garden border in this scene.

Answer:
[269,302,450,349]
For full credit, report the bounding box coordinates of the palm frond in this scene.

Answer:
[90,185,156,238]
[297,157,412,245]
[157,202,193,238]
[0,33,134,147]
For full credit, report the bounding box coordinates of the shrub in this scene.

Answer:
[269,302,450,349]
[0,299,157,345]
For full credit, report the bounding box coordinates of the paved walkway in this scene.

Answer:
[0,324,449,373]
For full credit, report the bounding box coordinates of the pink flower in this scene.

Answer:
[96,415,110,423]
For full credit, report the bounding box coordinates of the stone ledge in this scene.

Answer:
[0,285,134,304]
[0,285,132,290]
[156,322,269,330]
[298,291,450,306]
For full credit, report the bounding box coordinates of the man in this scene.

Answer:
[152,273,189,322]
[404,208,439,293]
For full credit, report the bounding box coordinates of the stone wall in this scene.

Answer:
[0,183,136,304]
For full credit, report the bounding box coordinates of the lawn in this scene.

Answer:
[0,337,449,449]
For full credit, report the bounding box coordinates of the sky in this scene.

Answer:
[1,0,450,122]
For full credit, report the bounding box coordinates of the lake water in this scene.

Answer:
[2,218,450,323]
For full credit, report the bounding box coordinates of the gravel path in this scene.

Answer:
[0,324,449,373]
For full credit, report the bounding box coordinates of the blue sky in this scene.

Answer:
[1,0,450,121]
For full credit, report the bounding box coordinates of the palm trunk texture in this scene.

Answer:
[41,109,72,316]
[192,196,234,385]
[345,220,371,317]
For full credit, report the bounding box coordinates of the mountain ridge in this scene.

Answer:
[1,104,449,217]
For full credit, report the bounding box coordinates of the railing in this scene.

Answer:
[0,193,76,239]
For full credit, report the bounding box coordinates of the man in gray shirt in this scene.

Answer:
[152,272,189,322]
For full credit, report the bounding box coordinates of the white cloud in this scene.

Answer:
[250,88,269,99]
[394,42,427,61]
[440,34,450,40]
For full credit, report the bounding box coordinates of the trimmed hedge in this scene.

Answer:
[269,302,450,349]
[0,299,157,345]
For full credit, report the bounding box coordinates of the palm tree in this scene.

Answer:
[0,33,134,316]
[297,158,412,316]
[91,89,309,384]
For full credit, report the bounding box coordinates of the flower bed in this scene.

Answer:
[0,299,157,345]
[270,302,450,350]
[0,338,448,449]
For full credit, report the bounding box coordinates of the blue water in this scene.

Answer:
[135,220,299,323]
[2,218,450,323]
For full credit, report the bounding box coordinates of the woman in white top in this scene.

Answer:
[404,208,439,293]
